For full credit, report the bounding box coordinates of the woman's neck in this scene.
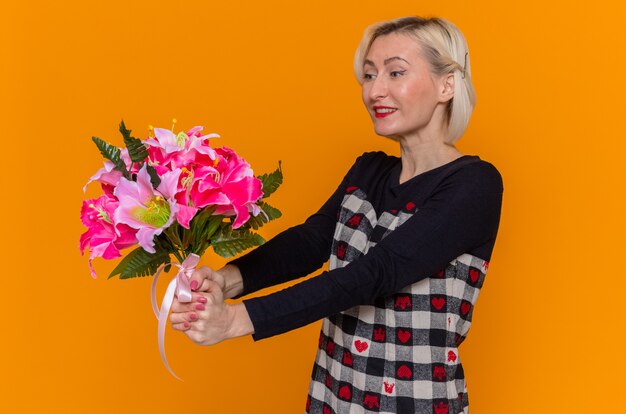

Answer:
[398,138,464,184]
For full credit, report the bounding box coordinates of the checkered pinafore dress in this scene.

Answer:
[306,186,489,414]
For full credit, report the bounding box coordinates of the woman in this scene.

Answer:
[170,16,503,413]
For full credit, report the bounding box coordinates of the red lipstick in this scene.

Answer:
[373,106,397,118]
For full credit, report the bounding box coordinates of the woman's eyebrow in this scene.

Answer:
[384,56,409,65]
[363,56,410,67]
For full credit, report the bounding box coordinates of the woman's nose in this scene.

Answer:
[368,76,388,101]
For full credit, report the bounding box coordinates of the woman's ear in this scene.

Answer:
[439,73,455,103]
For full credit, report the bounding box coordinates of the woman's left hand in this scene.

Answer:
[169,280,254,346]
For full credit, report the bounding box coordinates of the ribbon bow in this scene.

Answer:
[150,253,201,380]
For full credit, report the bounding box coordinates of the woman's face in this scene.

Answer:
[361,33,449,140]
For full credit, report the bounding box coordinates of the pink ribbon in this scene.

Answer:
[151,253,200,380]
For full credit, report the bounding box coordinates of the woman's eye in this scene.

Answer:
[390,70,406,78]
[363,73,376,81]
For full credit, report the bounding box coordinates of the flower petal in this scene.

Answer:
[136,227,158,253]
[137,165,157,202]
[176,205,198,229]
[157,169,182,200]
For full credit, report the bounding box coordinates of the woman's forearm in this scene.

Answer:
[217,264,244,299]
[227,302,255,339]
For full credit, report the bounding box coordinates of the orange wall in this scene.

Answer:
[1,0,624,412]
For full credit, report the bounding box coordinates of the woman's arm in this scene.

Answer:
[189,264,244,299]
[169,282,255,344]
[243,161,503,340]
[190,155,367,299]
[172,161,503,344]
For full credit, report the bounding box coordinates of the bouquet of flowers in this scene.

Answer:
[80,120,282,279]
[80,120,282,378]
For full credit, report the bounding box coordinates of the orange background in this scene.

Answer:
[1,0,624,412]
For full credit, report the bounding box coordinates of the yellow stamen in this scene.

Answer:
[89,203,112,223]
[181,167,194,190]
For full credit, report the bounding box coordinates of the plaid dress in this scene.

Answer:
[306,186,490,414]
[235,152,502,413]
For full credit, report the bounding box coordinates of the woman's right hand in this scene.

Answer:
[190,264,244,299]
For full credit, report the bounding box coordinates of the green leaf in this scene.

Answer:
[146,164,161,188]
[119,120,149,163]
[211,227,265,258]
[92,136,130,179]
[188,208,219,239]
[258,161,283,198]
[108,246,170,279]
[183,210,223,256]
[242,201,282,230]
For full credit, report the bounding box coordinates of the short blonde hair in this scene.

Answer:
[354,16,476,143]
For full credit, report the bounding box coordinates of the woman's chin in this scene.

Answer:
[373,126,401,141]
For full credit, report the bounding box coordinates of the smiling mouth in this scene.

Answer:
[374,107,397,118]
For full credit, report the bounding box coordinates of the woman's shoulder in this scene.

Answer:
[450,156,504,193]
[345,151,400,183]
[352,151,399,169]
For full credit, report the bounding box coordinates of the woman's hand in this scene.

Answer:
[188,264,244,299]
[169,280,254,346]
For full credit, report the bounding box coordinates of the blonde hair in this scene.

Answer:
[354,16,476,143]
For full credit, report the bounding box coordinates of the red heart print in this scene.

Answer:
[394,295,411,310]
[397,365,412,379]
[447,350,457,362]
[461,302,471,315]
[336,242,347,260]
[347,214,363,227]
[434,401,449,414]
[433,365,446,381]
[343,350,353,366]
[431,297,446,310]
[373,327,386,342]
[384,381,395,394]
[397,329,411,344]
[405,201,416,211]
[326,339,335,356]
[338,385,352,401]
[355,340,368,353]
[363,394,380,409]
[469,268,479,283]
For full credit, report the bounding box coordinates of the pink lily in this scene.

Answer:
[190,147,263,228]
[83,161,123,195]
[144,126,219,171]
[79,194,138,278]
[83,148,138,194]
[114,165,182,253]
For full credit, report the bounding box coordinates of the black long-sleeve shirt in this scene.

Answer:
[230,151,503,340]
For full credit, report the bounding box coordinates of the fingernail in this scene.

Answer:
[183,322,190,328]
[189,313,198,321]
[197,297,208,304]
[190,280,199,291]
[195,303,206,311]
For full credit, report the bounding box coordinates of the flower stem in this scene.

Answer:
[172,249,184,263]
